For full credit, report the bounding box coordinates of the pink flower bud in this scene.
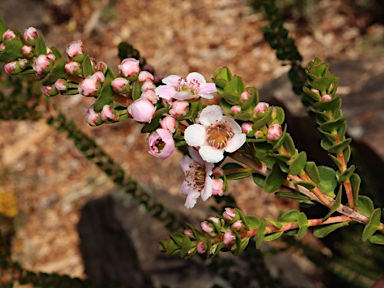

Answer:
[128,98,156,123]
[23,27,38,44]
[66,40,84,61]
[241,122,253,134]
[141,89,158,104]
[240,90,252,101]
[94,61,108,74]
[111,77,130,93]
[253,102,269,116]
[85,105,101,126]
[254,130,264,138]
[169,100,189,117]
[138,71,154,82]
[3,29,16,41]
[160,115,177,133]
[32,54,53,77]
[21,45,34,58]
[184,229,193,237]
[47,51,56,62]
[208,216,220,224]
[267,124,282,141]
[78,75,100,97]
[321,94,332,102]
[41,84,58,96]
[201,221,214,233]
[223,207,236,222]
[232,220,244,230]
[118,58,140,78]
[197,241,207,254]
[141,80,156,92]
[65,61,82,75]
[148,128,175,159]
[212,166,224,177]
[212,178,224,196]
[101,105,118,122]
[0,43,5,52]
[223,231,236,246]
[230,105,241,114]
[55,79,68,92]
[93,71,105,82]
[4,61,19,75]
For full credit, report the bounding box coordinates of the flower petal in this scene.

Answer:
[198,83,217,95]
[188,147,204,166]
[201,177,213,201]
[199,145,224,163]
[155,85,176,100]
[179,155,194,174]
[198,105,222,126]
[222,116,242,134]
[225,133,246,153]
[173,91,193,100]
[180,180,193,196]
[186,72,206,84]
[185,124,206,147]
[162,75,181,86]
[185,191,200,209]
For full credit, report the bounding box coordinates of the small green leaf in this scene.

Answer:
[265,217,283,228]
[170,233,185,246]
[264,231,284,242]
[317,166,337,197]
[283,133,296,155]
[350,173,361,201]
[233,112,252,121]
[93,80,113,112]
[272,125,287,151]
[221,91,239,105]
[362,208,381,242]
[238,238,250,254]
[256,221,266,249]
[213,67,232,86]
[304,162,320,184]
[328,138,352,154]
[310,75,338,92]
[328,154,342,168]
[210,242,223,258]
[166,238,181,256]
[318,129,336,142]
[313,222,349,238]
[252,108,272,130]
[273,106,285,124]
[0,16,6,37]
[131,80,142,101]
[323,185,342,221]
[303,86,320,101]
[319,116,346,132]
[271,153,291,163]
[298,212,309,239]
[82,55,94,77]
[264,162,288,193]
[336,165,355,182]
[313,96,341,111]
[220,98,232,111]
[141,107,167,133]
[245,215,261,229]
[369,234,384,245]
[224,76,245,94]
[35,35,47,55]
[0,39,23,62]
[289,151,307,176]
[233,229,242,256]
[290,180,316,190]
[356,196,374,217]
[306,60,329,77]
[275,191,311,201]
[279,210,300,222]
[252,173,265,187]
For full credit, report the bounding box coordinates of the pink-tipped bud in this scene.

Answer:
[112,77,130,94]
[321,94,332,102]
[232,220,244,231]
[4,61,20,75]
[21,45,34,58]
[201,221,214,234]
[223,207,237,222]
[47,51,56,62]
[310,88,319,94]
[78,75,100,97]
[212,178,224,196]
[65,61,82,75]
[3,29,16,42]
[118,58,140,78]
[212,166,224,177]
[41,84,59,96]
[255,130,264,138]
[148,128,175,159]
[160,115,177,133]
[141,80,156,92]
[66,40,84,62]
[253,102,269,116]
[223,231,236,246]
[267,124,282,141]
[240,90,252,101]
[101,105,118,122]
[208,216,220,224]
[169,100,189,117]
[93,71,105,83]
[32,54,53,77]
[230,105,241,114]
[0,43,5,52]
[138,71,154,82]
[197,242,207,254]
[241,122,253,134]
[23,27,38,45]
[94,61,108,74]
[55,78,68,92]
[128,98,156,123]
[85,105,101,126]
[141,89,159,104]
[184,229,193,237]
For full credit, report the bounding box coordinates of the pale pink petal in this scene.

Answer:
[185,191,200,209]
[173,91,193,100]
[186,72,206,84]
[198,93,214,99]
[185,124,206,147]
[162,75,181,86]
[201,177,213,201]
[198,105,223,126]
[180,180,193,196]
[222,116,242,134]
[179,155,194,174]
[198,83,217,95]
[188,147,204,166]
[199,146,224,163]
[225,133,246,153]
[155,85,176,100]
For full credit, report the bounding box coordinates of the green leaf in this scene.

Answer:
[82,55,94,77]
[313,222,349,238]
[252,173,265,187]
[264,231,284,242]
[233,229,242,256]
[265,217,283,228]
[297,212,309,239]
[319,116,346,132]
[93,80,113,112]
[275,191,312,201]
[336,165,355,183]
[369,234,384,245]
[289,151,307,176]
[328,154,342,168]
[283,133,296,155]
[304,162,320,184]
[221,91,239,105]
[0,39,23,62]
[306,60,329,77]
[170,233,185,246]
[350,173,361,201]
[42,58,67,85]
[263,162,287,193]
[317,129,336,142]
[323,185,342,221]
[238,238,250,254]
[328,138,352,154]
[272,125,287,151]
[317,166,337,197]
[213,67,232,87]
[210,242,223,258]
[362,208,381,242]
[224,76,245,94]
[256,221,266,249]
[310,75,338,92]
[233,112,252,121]
[166,238,181,256]
[273,106,285,124]
[220,98,232,111]
[271,153,291,163]
[244,215,261,229]
[290,180,316,190]
[35,35,47,55]
[303,86,320,101]
[140,107,167,133]
[0,16,6,37]
[313,96,341,111]
[356,196,374,217]
[252,108,272,130]
[279,210,300,222]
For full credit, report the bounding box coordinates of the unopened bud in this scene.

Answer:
[197,241,207,254]
[267,124,282,141]
[3,29,16,42]
[184,229,193,237]
[101,105,118,122]
[141,80,156,92]
[65,61,82,75]
[94,61,108,74]
[321,94,332,102]
[78,75,101,97]
[241,122,253,134]
[240,90,252,101]
[212,166,224,177]
[138,71,154,82]
[223,207,237,222]
[66,40,84,62]
[111,77,130,94]
[232,220,244,231]
[169,100,189,117]
[201,221,214,234]
[160,115,177,133]
[223,231,236,246]
[55,79,68,92]
[4,61,21,75]
[21,45,34,58]
[253,102,269,116]
[41,84,59,96]
[141,89,158,104]
[212,178,224,196]
[32,54,53,78]
[128,98,156,123]
[230,105,241,114]
[23,27,38,45]
[118,58,140,78]
[85,105,101,126]
[254,130,264,138]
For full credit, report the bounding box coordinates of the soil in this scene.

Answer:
[0,0,384,284]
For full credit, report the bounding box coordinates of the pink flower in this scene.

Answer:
[148,128,175,159]
[65,61,82,75]
[179,147,214,208]
[3,29,16,41]
[230,105,241,114]
[111,77,130,93]
[32,54,53,76]
[101,105,118,122]
[141,89,158,104]
[184,229,193,237]
[253,102,269,116]
[240,90,252,101]
[4,61,18,75]
[78,74,100,97]
[201,221,214,233]
[138,71,154,82]
[197,242,207,254]
[160,115,177,133]
[212,178,224,196]
[41,84,58,96]
[55,79,67,92]
[169,100,189,117]
[141,81,156,92]
[184,105,246,163]
[321,94,332,102]
[22,45,33,58]
[241,122,253,134]
[267,124,282,141]
[85,105,100,126]
[223,231,236,246]
[128,98,156,123]
[223,207,236,222]
[23,27,38,43]
[232,220,244,230]
[66,40,84,59]
[155,72,217,101]
[118,58,140,78]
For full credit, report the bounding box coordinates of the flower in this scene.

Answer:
[223,231,236,246]
[160,115,177,133]
[321,94,332,102]
[148,129,175,159]
[138,71,154,82]
[253,102,269,116]
[101,105,118,122]
[85,105,101,126]
[23,27,38,44]
[21,45,33,58]
[111,77,130,93]
[32,54,53,77]
[197,242,207,254]
[66,40,84,60]
[179,147,215,208]
[78,74,101,97]
[118,58,140,78]
[155,72,216,101]
[222,207,236,222]
[267,124,282,141]
[201,221,214,233]
[169,100,189,117]
[184,105,246,163]
[128,98,156,123]
[212,178,224,196]
[3,29,16,41]
[65,61,82,75]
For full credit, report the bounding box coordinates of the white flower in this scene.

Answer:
[184,105,246,163]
